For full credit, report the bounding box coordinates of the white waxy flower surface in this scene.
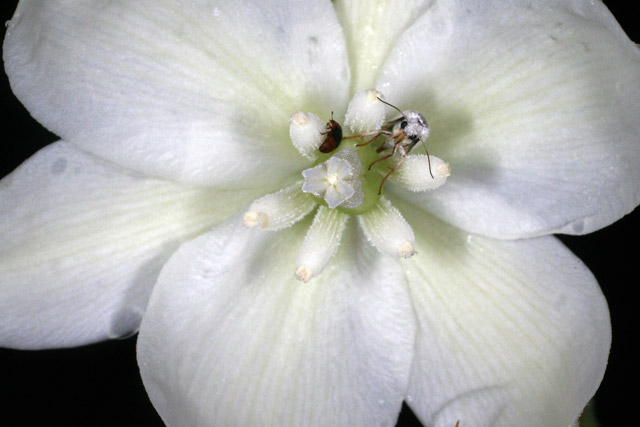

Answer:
[390,154,450,191]
[344,89,387,133]
[243,182,317,231]
[358,196,416,258]
[295,206,349,282]
[2,1,640,427]
[289,111,327,160]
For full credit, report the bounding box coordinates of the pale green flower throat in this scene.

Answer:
[243,90,451,282]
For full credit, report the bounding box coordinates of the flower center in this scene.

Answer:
[244,89,451,282]
[301,148,365,210]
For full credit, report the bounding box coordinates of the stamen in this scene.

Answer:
[280,94,451,279]
[388,154,451,192]
[357,196,416,258]
[289,111,326,159]
[295,206,349,282]
[344,89,387,133]
[243,182,317,230]
[301,149,364,209]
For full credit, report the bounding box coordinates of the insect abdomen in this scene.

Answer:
[319,119,343,153]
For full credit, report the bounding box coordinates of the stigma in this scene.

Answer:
[301,149,364,209]
[243,90,451,282]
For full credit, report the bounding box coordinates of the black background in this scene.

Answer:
[0,1,637,426]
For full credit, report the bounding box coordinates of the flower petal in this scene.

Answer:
[379,1,640,238]
[137,217,415,426]
[0,141,257,349]
[334,0,434,91]
[394,198,610,427]
[3,0,350,187]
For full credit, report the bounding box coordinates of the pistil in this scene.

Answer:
[301,148,364,209]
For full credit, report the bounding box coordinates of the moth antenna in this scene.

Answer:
[421,142,435,179]
[376,97,407,120]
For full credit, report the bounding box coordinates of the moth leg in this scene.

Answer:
[378,144,407,195]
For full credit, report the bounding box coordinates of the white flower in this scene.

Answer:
[1,1,639,426]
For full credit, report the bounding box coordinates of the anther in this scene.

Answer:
[389,155,450,192]
[344,89,387,134]
[357,196,416,258]
[295,206,349,282]
[243,182,317,230]
[289,111,327,159]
